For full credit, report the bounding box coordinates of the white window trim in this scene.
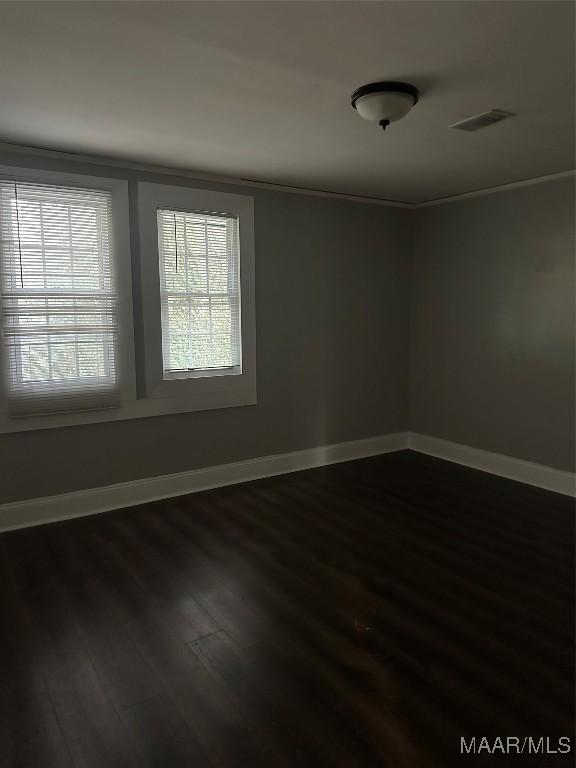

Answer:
[0,173,256,434]
[137,182,257,411]
[0,165,137,433]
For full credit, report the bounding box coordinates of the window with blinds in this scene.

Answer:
[157,209,241,378]
[0,181,120,416]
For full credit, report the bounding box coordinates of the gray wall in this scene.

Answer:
[0,150,412,503]
[0,149,573,504]
[410,178,575,471]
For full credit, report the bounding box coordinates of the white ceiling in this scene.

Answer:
[0,1,574,203]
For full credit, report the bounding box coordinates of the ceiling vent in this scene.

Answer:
[450,109,516,132]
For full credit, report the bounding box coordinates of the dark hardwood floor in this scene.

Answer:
[0,450,573,767]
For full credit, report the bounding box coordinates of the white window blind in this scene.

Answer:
[0,181,120,416]
[157,209,241,378]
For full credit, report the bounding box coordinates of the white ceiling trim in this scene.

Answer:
[236,177,411,208]
[0,142,412,208]
[0,142,573,210]
[416,170,575,208]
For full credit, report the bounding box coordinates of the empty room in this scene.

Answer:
[0,1,573,766]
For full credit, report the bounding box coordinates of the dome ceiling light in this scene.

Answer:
[351,81,419,132]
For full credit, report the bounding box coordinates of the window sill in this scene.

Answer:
[0,384,257,434]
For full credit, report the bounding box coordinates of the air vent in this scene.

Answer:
[450,110,516,132]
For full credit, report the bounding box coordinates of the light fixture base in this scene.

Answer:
[351,81,419,130]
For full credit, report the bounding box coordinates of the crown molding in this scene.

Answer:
[0,142,412,209]
[414,170,575,208]
[236,177,411,208]
[0,141,572,209]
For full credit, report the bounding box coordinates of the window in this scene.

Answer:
[157,209,241,379]
[138,183,256,411]
[0,167,135,425]
[0,169,254,433]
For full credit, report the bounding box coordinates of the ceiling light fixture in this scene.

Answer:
[351,81,419,132]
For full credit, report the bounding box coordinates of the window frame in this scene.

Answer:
[0,165,136,431]
[137,182,256,411]
[0,173,256,433]
[156,207,242,380]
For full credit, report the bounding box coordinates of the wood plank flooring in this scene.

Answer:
[0,450,573,767]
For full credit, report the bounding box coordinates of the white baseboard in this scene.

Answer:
[407,432,575,497]
[0,432,409,533]
[1,430,572,533]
